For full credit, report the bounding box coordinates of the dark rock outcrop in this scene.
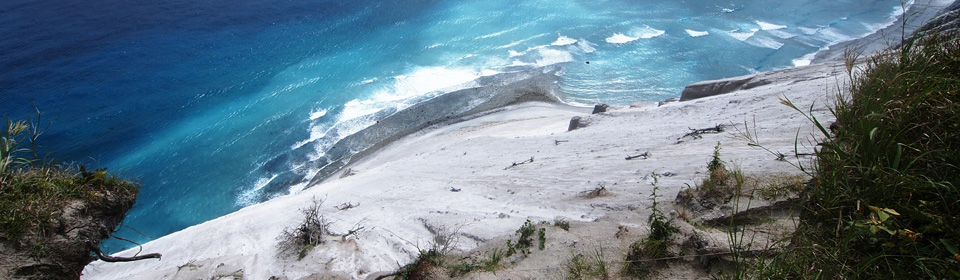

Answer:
[567,116,583,131]
[679,76,771,101]
[916,1,960,36]
[591,104,610,114]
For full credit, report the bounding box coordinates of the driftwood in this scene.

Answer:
[676,124,726,143]
[88,242,161,262]
[554,140,569,145]
[504,157,534,170]
[335,202,360,211]
[625,151,650,160]
[374,272,400,280]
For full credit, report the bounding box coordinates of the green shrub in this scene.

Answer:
[506,219,543,257]
[621,174,676,278]
[766,33,960,278]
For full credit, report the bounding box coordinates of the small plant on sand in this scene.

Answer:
[697,142,734,203]
[622,174,677,278]
[566,247,609,280]
[448,248,506,277]
[277,198,329,260]
[505,219,544,257]
[396,249,443,280]
[554,218,571,231]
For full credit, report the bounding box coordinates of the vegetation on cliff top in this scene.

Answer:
[1,114,140,278]
[753,33,960,278]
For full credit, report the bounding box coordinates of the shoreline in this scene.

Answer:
[306,64,572,186]
[812,0,955,63]
[83,59,850,279]
[313,0,958,186]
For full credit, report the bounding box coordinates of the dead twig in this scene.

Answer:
[335,202,360,211]
[88,241,162,262]
[625,151,650,160]
[504,157,534,170]
[676,124,726,143]
[554,140,569,145]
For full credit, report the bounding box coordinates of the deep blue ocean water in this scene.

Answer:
[0,0,908,252]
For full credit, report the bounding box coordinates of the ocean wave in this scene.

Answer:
[766,29,797,39]
[685,29,710,37]
[635,25,666,39]
[551,35,578,46]
[756,20,787,31]
[792,51,819,67]
[745,35,784,49]
[605,33,639,44]
[309,108,328,120]
[727,28,759,41]
[535,48,574,66]
[236,174,278,206]
[576,39,597,53]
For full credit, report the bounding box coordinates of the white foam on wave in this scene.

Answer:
[236,174,279,206]
[756,21,787,31]
[863,0,915,32]
[792,51,819,67]
[746,35,784,50]
[767,29,797,39]
[727,28,759,41]
[535,48,574,66]
[798,26,820,35]
[309,108,328,120]
[551,35,578,46]
[685,29,710,37]
[635,25,666,39]
[293,67,484,152]
[794,0,915,67]
[605,33,638,44]
[576,39,597,53]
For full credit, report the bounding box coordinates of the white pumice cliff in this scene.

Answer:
[82,1,960,278]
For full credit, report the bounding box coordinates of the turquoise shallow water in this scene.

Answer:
[0,0,908,252]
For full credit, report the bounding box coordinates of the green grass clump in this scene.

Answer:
[764,34,960,278]
[566,247,609,280]
[397,249,443,280]
[554,218,571,231]
[697,143,735,204]
[506,219,544,256]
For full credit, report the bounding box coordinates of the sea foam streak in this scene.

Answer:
[237,174,279,206]
[309,109,328,120]
[535,48,574,66]
[746,35,784,49]
[686,29,709,37]
[605,33,638,44]
[756,21,787,30]
[576,39,597,53]
[728,28,759,41]
[636,25,666,39]
[551,35,577,46]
